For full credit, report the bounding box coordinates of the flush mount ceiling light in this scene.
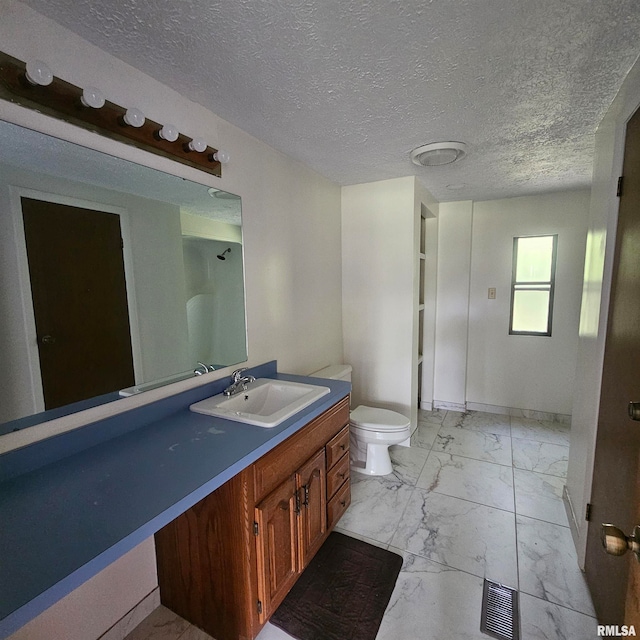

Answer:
[410,141,467,167]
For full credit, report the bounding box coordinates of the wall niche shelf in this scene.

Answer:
[0,51,223,178]
[417,212,427,409]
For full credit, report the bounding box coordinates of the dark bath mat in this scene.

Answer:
[270,532,403,640]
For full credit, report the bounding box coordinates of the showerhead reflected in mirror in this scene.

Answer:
[0,120,247,432]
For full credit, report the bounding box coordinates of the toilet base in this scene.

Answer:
[348,409,411,477]
[350,440,394,476]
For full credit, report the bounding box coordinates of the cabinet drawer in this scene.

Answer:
[327,479,351,530]
[326,452,349,499]
[326,425,350,469]
[253,397,349,502]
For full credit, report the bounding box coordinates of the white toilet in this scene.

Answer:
[310,365,411,476]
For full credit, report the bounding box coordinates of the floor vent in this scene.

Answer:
[480,579,520,640]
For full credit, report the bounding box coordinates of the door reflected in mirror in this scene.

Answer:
[0,120,247,431]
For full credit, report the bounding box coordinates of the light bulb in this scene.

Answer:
[188,137,207,152]
[212,150,230,164]
[123,108,145,128]
[25,60,53,86]
[158,124,179,142]
[81,87,105,109]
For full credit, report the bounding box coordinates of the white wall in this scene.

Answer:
[467,191,589,415]
[433,192,590,416]
[6,540,158,640]
[566,56,640,566]
[341,177,438,422]
[433,201,473,409]
[0,2,343,638]
[342,176,420,426]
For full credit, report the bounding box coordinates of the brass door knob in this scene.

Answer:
[629,402,640,421]
[601,523,640,560]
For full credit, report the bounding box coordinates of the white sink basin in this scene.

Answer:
[189,378,331,428]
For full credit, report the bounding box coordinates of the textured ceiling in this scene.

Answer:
[21,0,640,202]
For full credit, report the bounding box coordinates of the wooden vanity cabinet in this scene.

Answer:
[254,447,327,619]
[155,396,350,640]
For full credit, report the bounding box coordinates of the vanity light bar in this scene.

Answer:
[0,51,225,178]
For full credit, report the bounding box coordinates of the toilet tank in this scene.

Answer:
[310,364,352,382]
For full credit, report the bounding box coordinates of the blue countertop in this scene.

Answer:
[0,362,350,638]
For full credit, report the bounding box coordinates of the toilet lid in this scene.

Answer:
[350,405,410,432]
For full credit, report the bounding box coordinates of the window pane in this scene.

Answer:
[512,289,550,333]
[515,236,554,282]
[513,284,547,290]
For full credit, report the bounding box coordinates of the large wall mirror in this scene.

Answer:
[0,120,247,433]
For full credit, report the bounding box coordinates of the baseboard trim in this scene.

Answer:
[465,402,511,416]
[563,485,583,567]
[98,587,160,640]
[427,400,571,423]
[465,402,572,424]
[433,400,466,412]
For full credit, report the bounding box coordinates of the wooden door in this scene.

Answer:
[626,482,640,628]
[296,448,327,569]
[585,105,640,624]
[255,477,299,621]
[21,198,135,409]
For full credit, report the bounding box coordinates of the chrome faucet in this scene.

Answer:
[194,362,215,376]
[223,368,256,396]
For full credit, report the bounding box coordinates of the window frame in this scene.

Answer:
[509,234,558,337]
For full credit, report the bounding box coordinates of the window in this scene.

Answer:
[509,234,557,336]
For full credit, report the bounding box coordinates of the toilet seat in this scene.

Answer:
[350,405,411,432]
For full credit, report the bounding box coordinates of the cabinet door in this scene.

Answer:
[255,477,299,621]
[296,448,327,569]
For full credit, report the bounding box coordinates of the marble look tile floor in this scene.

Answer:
[125,409,598,640]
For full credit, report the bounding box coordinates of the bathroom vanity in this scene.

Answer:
[0,362,350,639]
[155,395,351,640]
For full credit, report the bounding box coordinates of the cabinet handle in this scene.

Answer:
[303,484,309,507]
[339,444,346,451]
[294,491,301,515]
[340,500,346,507]
[338,471,346,479]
